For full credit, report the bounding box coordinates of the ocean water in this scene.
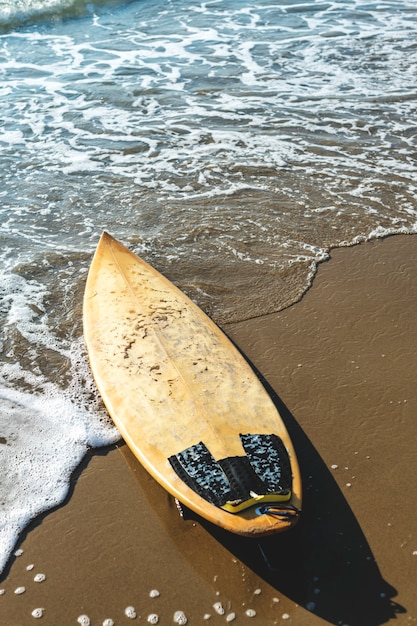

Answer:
[1,0,417,574]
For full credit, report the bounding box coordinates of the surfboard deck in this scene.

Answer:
[83,232,301,536]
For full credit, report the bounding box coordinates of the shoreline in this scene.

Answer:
[1,234,416,625]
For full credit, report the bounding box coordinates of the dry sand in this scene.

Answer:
[1,234,416,626]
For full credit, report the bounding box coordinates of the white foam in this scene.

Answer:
[0,0,111,32]
[0,261,118,574]
[213,602,225,615]
[0,380,118,572]
[125,606,137,619]
[173,611,188,625]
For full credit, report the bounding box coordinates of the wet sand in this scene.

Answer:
[1,234,416,625]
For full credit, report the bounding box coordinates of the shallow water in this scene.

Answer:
[1,0,417,574]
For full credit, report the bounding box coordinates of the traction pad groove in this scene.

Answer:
[169,433,292,510]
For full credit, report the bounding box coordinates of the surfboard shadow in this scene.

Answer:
[198,372,405,626]
[123,363,405,626]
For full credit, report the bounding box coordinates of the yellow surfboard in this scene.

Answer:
[83,233,301,536]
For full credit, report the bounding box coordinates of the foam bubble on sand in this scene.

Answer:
[173,610,188,625]
[31,608,44,618]
[33,573,46,582]
[147,615,159,624]
[77,616,90,626]
[125,606,137,619]
[213,602,225,615]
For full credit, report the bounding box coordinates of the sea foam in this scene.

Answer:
[0,380,118,572]
[0,339,119,574]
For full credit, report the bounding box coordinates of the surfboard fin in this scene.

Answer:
[169,434,292,514]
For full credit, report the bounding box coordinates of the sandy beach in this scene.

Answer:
[1,234,416,626]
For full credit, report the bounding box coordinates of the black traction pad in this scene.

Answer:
[169,433,292,510]
[241,433,292,493]
[168,442,233,507]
